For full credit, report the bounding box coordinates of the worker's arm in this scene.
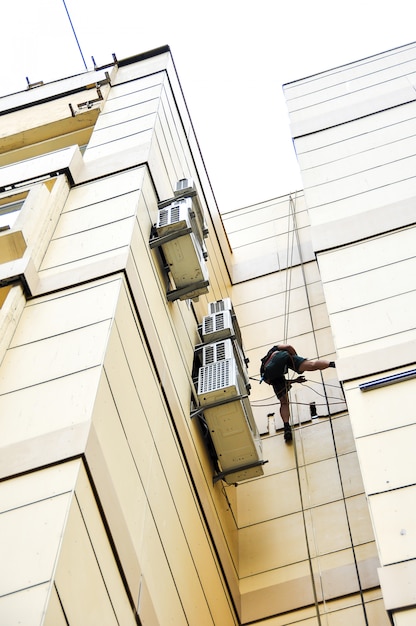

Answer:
[277,343,297,355]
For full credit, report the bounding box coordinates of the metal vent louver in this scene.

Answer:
[198,359,235,396]
[202,340,233,365]
[208,298,233,315]
[156,198,192,234]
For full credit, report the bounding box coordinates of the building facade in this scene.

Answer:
[0,43,414,625]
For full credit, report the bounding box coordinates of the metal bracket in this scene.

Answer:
[190,393,249,419]
[149,226,192,249]
[166,280,209,302]
[213,460,269,484]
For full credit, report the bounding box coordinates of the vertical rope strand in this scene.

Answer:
[283,192,324,626]
[62,0,88,70]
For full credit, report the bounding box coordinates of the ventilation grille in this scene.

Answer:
[198,359,235,395]
[202,339,233,365]
[202,311,233,342]
[157,204,181,228]
[208,298,232,315]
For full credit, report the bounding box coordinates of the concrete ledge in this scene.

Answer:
[336,341,416,383]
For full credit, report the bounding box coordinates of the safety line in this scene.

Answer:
[282,192,326,626]
[62,0,88,70]
[288,195,369,625]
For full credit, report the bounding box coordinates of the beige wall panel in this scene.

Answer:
[40,219,134,269]
[74,465,138,625]
[323,257,416,315]
[239,560,317,616]
[329,291,415,350]
[10,277,121,347]
[344,377,416,438]
[0,284,25,364]
[355,425,416,494]
[305,176,416,223]
[107,73,165,100]
[138,513,188,626]
[364,599,391,626]
[239,513,309,576]
[286,47,416,135]
[235,281,325,329]
[137,576,161,626]
[151,118,184,193]
[331,414,356,455]
[111,284,238,622]
[305,501,351,557]
[82,129,153,164]
[393,608,416,626]
[52,193,139,238]
[237,469,301,526]
[299,457,343,508]
[285,45,416,107]
[43,585,68,626]
[296,103,416,168]
[303,154,416,210]
[337,329,416,362]
[301,134,416,188]
[229,266,298,306]
[88,372,147,568]
[93,96,160,132]
[157,91,191,178]
[369,486,416,565]
[259,436,297,474]
[0,492,71,596]
[346,495,377,545]
[338,452,365,497]
[294,419,336,465]
[313,548,360,598]
[54,497,120,626]
[87,113,157,149]
[354,542,381,589]
[0,320,110,394]
[63,167,144,210]
[0,583,51,626]
[325,603,367,626]
[378,560,416,611]
[0,369,98,477]
[0,459,80,514]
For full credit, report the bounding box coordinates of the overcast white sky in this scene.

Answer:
[2,1,416,211]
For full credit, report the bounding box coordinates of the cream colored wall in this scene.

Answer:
[285,42,416,624]
[221,192,383,624]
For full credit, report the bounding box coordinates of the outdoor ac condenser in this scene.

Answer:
[156,200,209,300]
[197,358,264,484]
[207,298,242,347]
[201,339,251,393]
[201,310,235,343]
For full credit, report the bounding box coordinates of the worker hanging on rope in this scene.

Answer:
[260,344,336,442]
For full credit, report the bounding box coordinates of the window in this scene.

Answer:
[0,192,27,231]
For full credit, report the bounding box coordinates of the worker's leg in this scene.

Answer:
[279,392,290,425]
[298,358,333,372]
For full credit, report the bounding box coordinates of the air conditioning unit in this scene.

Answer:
[156,198,193,234]
[207,297,233,315]
[155,201,209,301]
[207,298,243,348]
[201,339,250,393]
[174,178,208,240]
[197,359,265,484]
[201,310,235,343]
